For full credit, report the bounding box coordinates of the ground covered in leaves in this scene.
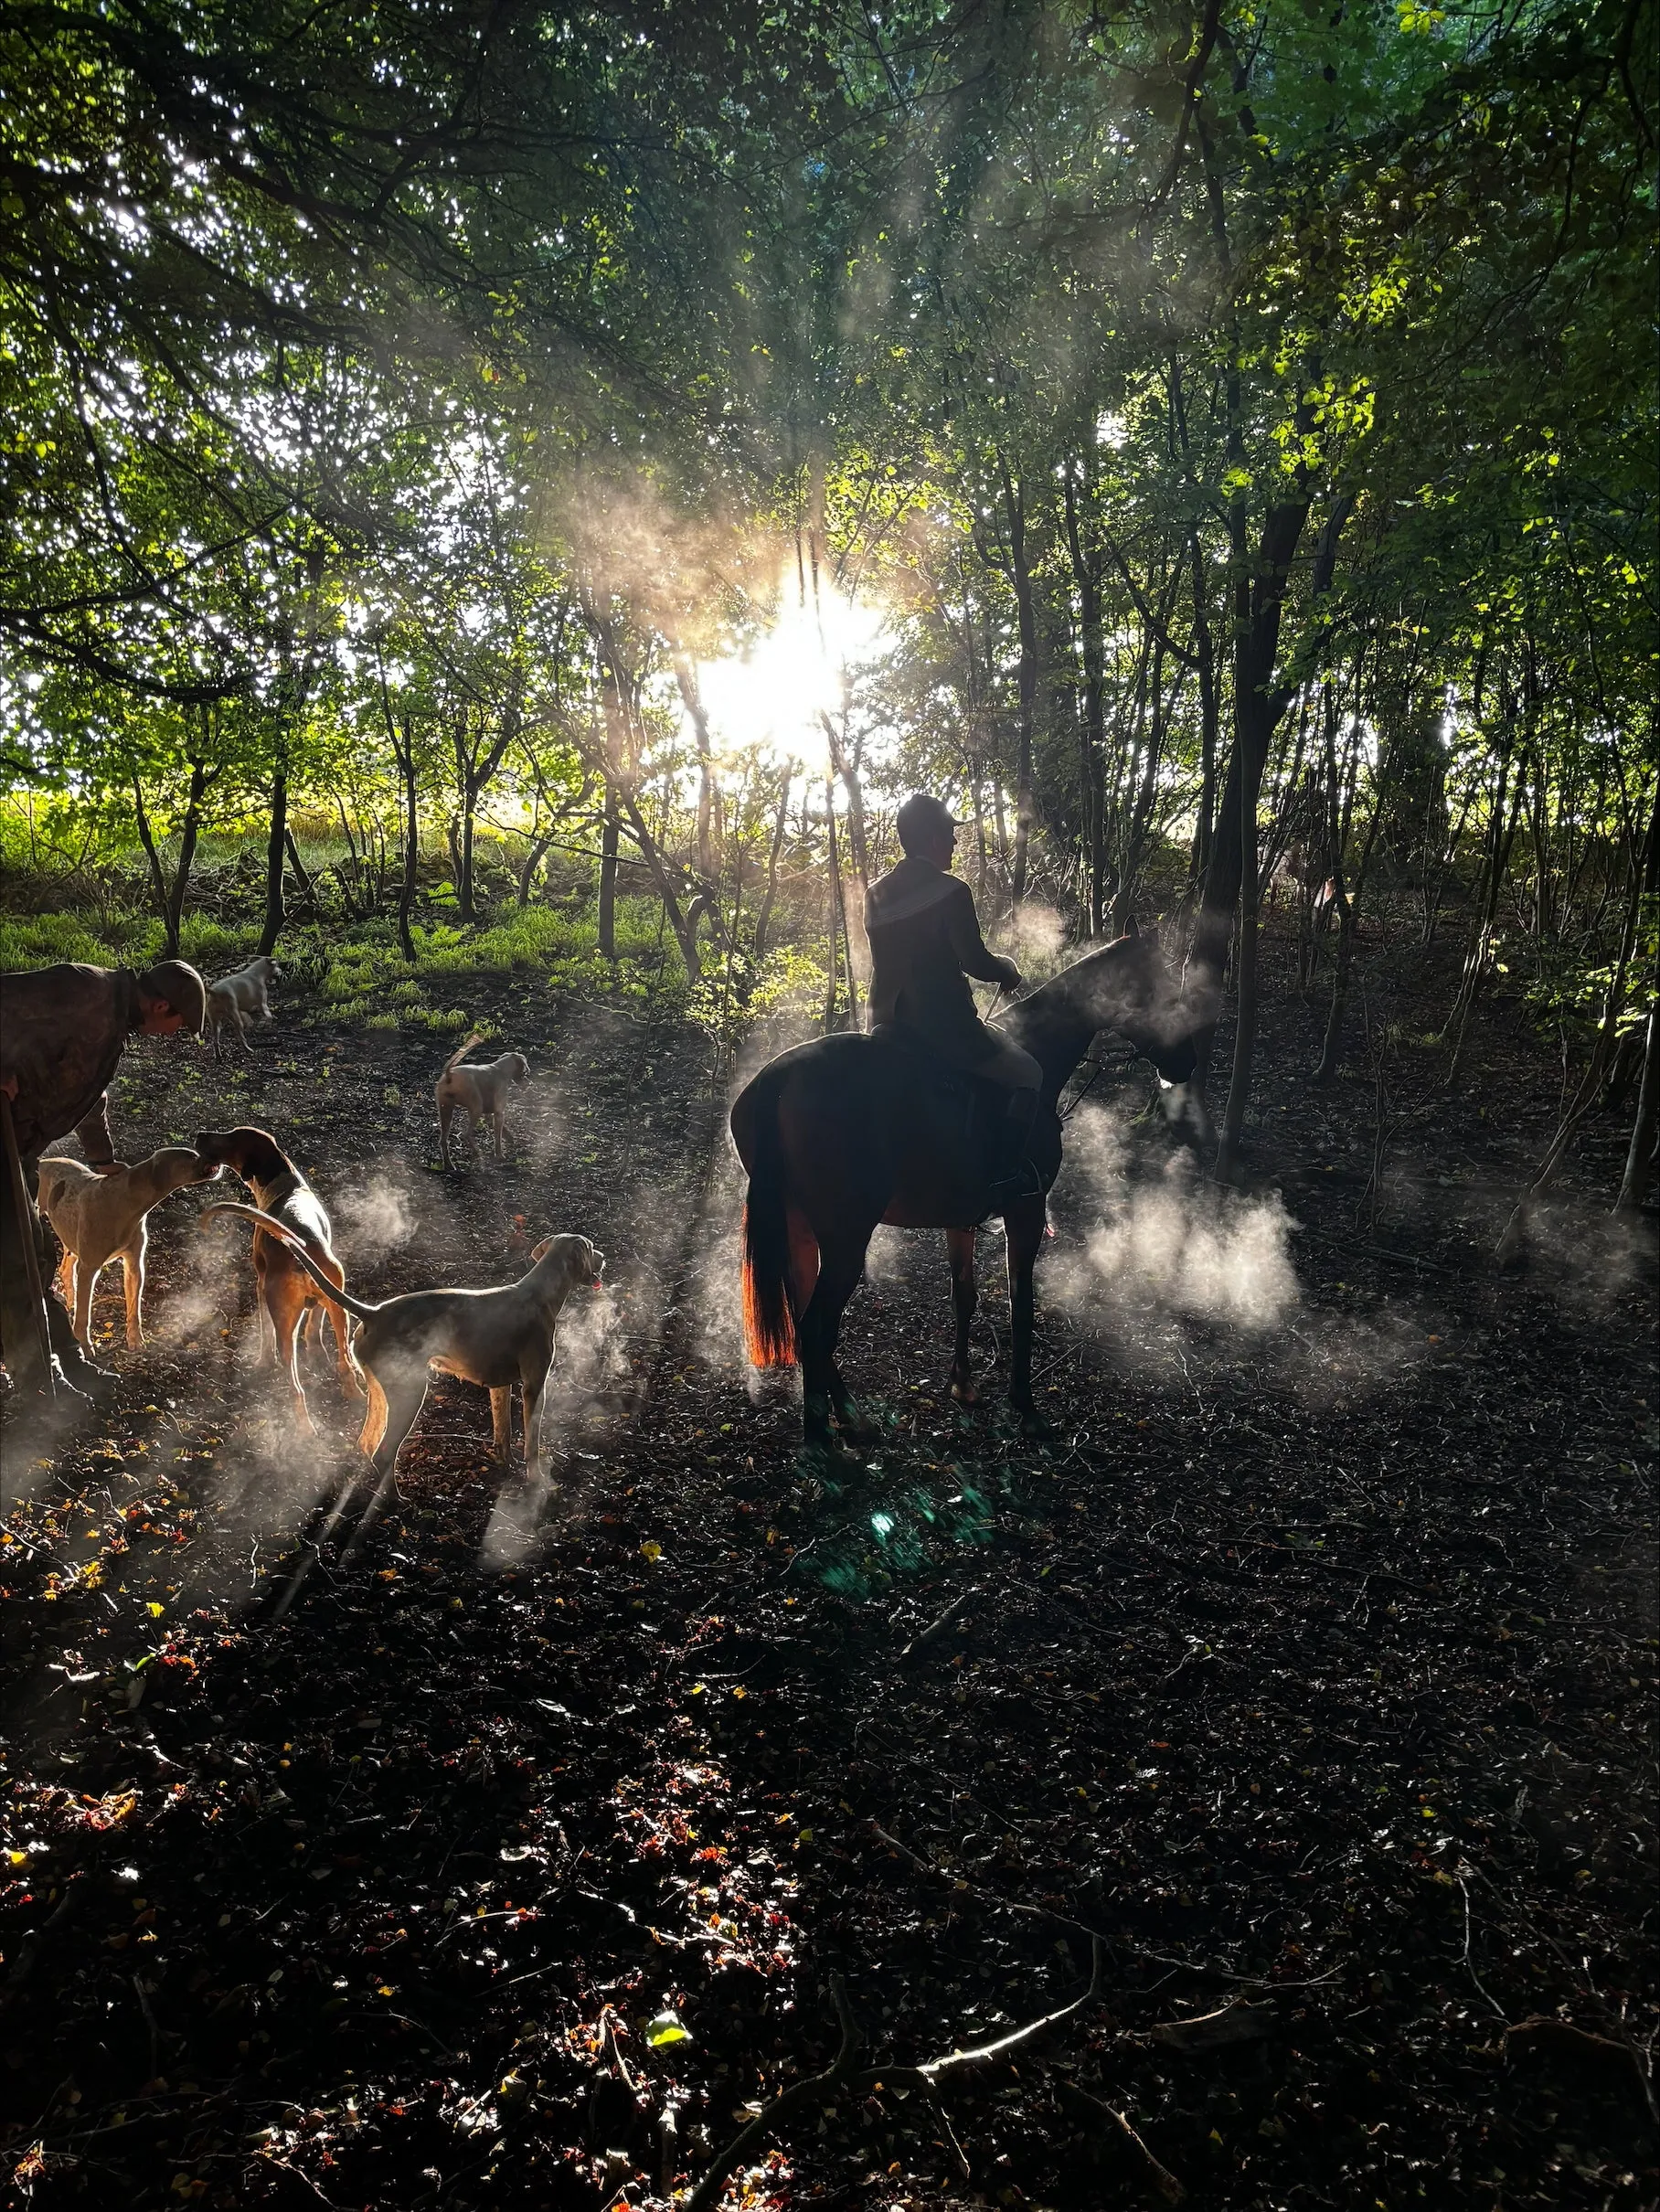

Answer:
[3,935,1655,2212]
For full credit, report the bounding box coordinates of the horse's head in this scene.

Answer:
[1061,920,1214,1140]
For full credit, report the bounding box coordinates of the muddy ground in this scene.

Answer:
[2,935,1655,2212]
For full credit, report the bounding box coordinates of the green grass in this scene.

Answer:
[1,883,830,1038]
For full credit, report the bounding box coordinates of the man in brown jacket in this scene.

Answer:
[0,959,206,1408]
[863,793,1043,1203]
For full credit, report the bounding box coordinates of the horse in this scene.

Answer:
[729,922,1208,1448]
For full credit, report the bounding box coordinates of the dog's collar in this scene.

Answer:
[251,1167,303,1209]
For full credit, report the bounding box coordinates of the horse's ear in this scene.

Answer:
[1125,914,1139,938]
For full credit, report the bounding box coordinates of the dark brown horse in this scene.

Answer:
[730,925,1207,1446]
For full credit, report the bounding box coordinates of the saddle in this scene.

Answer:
[872,1026,1026,1193]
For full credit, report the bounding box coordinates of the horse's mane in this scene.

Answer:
[995,931,1148,1037]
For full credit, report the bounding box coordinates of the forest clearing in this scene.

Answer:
[2,931,1654,2210]
[1,2,1655,2207]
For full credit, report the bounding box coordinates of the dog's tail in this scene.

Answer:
[441,1029,485,1076]
[738,1067,798,1368]
[205,1202,381,1320]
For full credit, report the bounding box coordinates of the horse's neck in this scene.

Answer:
[1004,945,1140,1096]
[1004,1002,1097,1099]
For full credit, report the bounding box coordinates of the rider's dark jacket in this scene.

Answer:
[863,856,1011,1062]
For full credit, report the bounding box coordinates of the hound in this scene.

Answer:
[208,1207,601,1480]
[207,956,280,1059]
[193,1126,363,1426]
[37,1148,224,1349]
[436,1031,530,1168]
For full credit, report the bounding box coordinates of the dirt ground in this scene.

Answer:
[2,934,1655,2212]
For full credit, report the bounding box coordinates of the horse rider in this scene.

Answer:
[863,792,1043,1205]
[0,958,207,1410]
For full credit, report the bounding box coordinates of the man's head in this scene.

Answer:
[895,792,957,867]
[135,959,207,1037]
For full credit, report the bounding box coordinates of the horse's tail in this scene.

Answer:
[740,1069,797,1369]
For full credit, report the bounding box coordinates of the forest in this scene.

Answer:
[1,3,1655,2208]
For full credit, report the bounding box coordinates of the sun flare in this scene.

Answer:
[696,583,889,769]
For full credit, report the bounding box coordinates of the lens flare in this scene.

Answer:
[697,581,889,768]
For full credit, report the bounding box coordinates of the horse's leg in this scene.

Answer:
[828,1354,875,1441]
[946,1227,979,1405]
[797,1233,868,1451]
[1004,1195,1050,1437]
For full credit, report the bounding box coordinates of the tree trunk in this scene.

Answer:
[1213,704,1260,1184]
[133,756,212,959]
[1061,464,1107,934]
[821,714,870,977]
[457,792,477,924]
[613,788,702,979]
[673,652,718,883]
[1615,1002,1658,1213]
[823,788,842,1034]
[598,787,619,959]
[1189,496,1314,1071]
[517,832,554,906]
[259,768,287,956]
[998,458,1038,902]
[752,770,793,962]
[1186,533,1219,901]
[1313,718,1391,1084]
[396,743,419,962]
[286,826,319,913]
[132,781,176,956]
[1495,787,1656,1259]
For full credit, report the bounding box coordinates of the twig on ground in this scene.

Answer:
[865,1821,1299,1989]
[881,1937,1104,2090]
[1057,2080,1186,2203]
[600,2004,641,2095]
[686,1946,1107,2209]
[900,1585,980,1657]
[685,1972,863,2212]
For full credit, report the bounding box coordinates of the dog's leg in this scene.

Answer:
[314,1260,363,1398]
[122,1228,147,1349]
[438,1097,454,1170]
[357,1371,389,1458]
[520,1349,555,1479]
[251,1249,275,1367]
[267,1274,314,1429]
[370,1362,430,1478]
[235,1003,252,1056]
[489,1387,514,1464]
[73,1258,99,1348]
[493,1107,505,1160]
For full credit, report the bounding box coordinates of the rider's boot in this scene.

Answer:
[983,1084,1043,1210]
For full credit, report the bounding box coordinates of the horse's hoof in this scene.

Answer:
[1013,1402,1054,1441]
[949,1375,980,1408]
[834,1408,878,1445]
[799,1431,858,1470]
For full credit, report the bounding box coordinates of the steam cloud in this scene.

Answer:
[334,1172,418,1258]
[1054,1104,1300,1335]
